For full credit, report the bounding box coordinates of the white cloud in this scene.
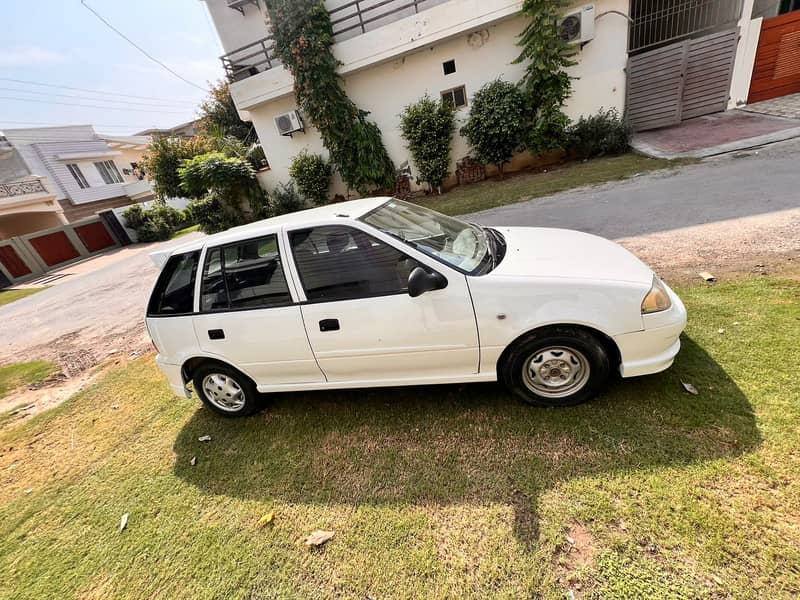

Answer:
[0,47,66,67]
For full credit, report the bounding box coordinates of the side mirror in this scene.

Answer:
[408,267,447,298]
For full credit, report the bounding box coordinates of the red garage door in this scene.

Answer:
[74,221,116,253]
[28,231,80,267]
[0,245,32,278]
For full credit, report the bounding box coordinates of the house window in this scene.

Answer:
[66,163,90,189]
[441,85,467,108]
[443,59,457,75]
[95,160,124,185]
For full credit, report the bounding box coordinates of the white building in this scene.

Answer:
[205,0,631,196]
[205,0,762,196]
[0,126,154,239]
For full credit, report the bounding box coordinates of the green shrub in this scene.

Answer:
[122,202,183,243]
[178,152,258,200]
[289,152,332,205]
[460,80,527,175]
[567,108,632,159]
[399,95,456,193]
[140,136,211,199]
[269,183,306,216]
[185,194,244,235]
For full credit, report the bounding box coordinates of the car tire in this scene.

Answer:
[500,327,611,408]
[192,363,262,418]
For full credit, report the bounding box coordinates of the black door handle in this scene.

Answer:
[208,329,225,340]
[319,319,340,332]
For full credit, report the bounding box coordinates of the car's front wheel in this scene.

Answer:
[192,363,262,418]
[501,327,611,407]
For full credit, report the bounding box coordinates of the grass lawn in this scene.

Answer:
[1,277,798,599]
[413,154,693,216]
[171,224,201,240]
[0,361,58,400]
[0,288,46,309]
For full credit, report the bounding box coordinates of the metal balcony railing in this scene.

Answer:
[0,178,48,200]
[220,0,449,81]
[329,0,448,42]
[221,36,282,82]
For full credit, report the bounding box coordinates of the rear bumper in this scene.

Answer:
[614,286,688,378]
[156,356,190,398]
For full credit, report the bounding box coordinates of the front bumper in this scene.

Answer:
[156,356,191,398]
[614,286,688,378]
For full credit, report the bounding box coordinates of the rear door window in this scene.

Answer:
[147,251,200,317]
[200,235,293,312]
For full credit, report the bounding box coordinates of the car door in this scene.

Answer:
[285,224,479,383]
[192,234,325,386]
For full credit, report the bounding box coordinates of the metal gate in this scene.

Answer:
[748,11,800,103]
[628,29,739,131]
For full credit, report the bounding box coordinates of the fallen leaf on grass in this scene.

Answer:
[681,381,699,395]
[305,530,335,547]
[120,513,129,532]
[718,329,726,334]
[190,456,197,466]
[698,271,716,282]
[198,435,212,442]
[257,513,275,528]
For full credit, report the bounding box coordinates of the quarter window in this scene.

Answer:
[147,251,200,316]
[290,226,420,302]
[200,235,292,312]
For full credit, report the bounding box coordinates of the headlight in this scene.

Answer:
[641,276,672,314]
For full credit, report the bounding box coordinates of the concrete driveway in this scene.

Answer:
[2,138,799,373]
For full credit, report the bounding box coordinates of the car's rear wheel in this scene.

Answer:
[501,327,611,407]
[192,363,262,418]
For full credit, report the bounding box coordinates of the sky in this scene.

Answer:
[0,0,225,136]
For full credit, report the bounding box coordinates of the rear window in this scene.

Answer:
[147,252,200,317]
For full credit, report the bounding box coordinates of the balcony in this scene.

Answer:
[0,177,50,204]
[220,0,449,81]
[228,0,523,111]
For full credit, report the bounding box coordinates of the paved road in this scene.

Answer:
[0,234,203,371]
[2,139,799,370]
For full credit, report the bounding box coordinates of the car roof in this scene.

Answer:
[166,196,392,255]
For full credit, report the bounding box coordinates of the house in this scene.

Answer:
[204,0,765,195]
[135,119,201,139]
[205,0,631,194]
[0,125,155,239]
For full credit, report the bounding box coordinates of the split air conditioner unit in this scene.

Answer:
[560,4,596,45]
[274,110,304,137]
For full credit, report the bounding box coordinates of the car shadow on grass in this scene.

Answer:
[172,336,760,552]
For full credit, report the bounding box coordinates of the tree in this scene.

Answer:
[514,0,576,155]
[140,136,211,199]
[179,152,267,233]
[399,95,456,193]
[198,81,255,143]
[460,80,527,176]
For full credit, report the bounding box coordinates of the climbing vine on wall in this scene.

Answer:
[266,0,395,194]
[514,0,577,155]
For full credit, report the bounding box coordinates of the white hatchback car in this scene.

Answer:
[146,197,686,417]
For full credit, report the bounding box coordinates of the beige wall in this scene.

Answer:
[246,0,629,196]
[0,212,65,239]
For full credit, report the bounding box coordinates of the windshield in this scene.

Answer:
[361,199,490,273]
